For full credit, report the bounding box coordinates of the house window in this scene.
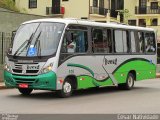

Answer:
[93,0,98,7]
[139,19,146,27]
[151,2,158,9]
[116,0,124,10]
[151,19,158,26]
[29,0,37,8]
[139,0,147,7]
[99,0,104,8]
[111,0,124,10]
[128,20,136,26]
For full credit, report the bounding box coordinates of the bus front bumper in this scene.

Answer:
[4,71,57,90]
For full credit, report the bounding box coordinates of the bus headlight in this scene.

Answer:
[41,63,53,74]
[4,63,12,72]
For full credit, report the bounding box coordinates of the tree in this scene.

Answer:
[0,0,19,12]
[119,9,131,24]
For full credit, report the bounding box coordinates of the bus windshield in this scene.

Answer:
[11,22,65,57]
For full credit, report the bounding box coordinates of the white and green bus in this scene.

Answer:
[4,18,156,97]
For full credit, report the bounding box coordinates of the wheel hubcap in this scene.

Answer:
[128,76,133,87]
[63,82,71,93]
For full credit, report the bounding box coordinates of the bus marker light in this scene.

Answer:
[121,74,124,77]
[80,78,85,80]
[59,80,64,84]
[19,84,28,88]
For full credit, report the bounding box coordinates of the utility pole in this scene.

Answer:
[88,0,90,20]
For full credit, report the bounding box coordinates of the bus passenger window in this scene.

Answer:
[123,31,129,53]
[145,32,156,53]
[131,31,136,53]
[114,30,129,53]
[75,31,88,52]
[137,32,145,53]
[92,29,112,53]
[114,30,123,53]
[62,30,88,53]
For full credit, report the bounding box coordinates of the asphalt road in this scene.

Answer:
[0,79,160,114]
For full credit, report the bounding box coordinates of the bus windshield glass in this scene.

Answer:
[11,22,65,57]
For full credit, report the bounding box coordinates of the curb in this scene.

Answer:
[156,73,160,78]
[0,82,6,90]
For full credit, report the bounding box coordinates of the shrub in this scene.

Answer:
[0,0,19,12]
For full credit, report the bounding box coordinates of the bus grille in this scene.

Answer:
[14,78,36,85]
[12,62,39,75]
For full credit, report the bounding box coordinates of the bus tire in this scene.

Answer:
[18,88,33,95]
[58,79,73,98]
[118,73,135,90]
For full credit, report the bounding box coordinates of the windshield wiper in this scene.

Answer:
[37,40,41,58]
[32,31,42,58]
[13,40,28,57]
[13,33,34,57]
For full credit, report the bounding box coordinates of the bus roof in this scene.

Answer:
[22,18,154,32]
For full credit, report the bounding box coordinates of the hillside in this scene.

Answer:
[0,0,19,12]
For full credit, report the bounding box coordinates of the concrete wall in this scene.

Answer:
[124,0,137,21]
[15,0,52,16]
[61,0,89,19]
[15,0,89,18]
[15,0,110,20]
[0,8,46,32]
[129,0,160,43]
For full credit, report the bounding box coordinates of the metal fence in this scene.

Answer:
[0,32,12,65]
[0,32,12,82]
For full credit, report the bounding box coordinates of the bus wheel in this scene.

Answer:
[58,79,73,98]
[18,88,33,95]
[118,73,135,90]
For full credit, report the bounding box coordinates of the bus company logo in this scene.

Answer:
[104,58,117,65]
[27,65,40,70]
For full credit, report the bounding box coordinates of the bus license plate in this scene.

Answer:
[19,84,28,88]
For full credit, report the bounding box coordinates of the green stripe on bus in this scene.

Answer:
[76,59,156,89]
[77,75,113,89]
[67,63,94,77]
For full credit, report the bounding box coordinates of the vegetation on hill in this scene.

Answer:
[0,0,19,12]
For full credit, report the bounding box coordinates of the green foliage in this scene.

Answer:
[119,9,131,24]
[0,0,19,12]
[21,8,27,13]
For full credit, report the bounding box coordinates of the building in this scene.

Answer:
[15,0,122,22]
[126,0,160,62]
[14,0,160,39]
[127,0,160,40]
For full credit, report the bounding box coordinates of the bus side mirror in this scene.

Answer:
[8,30,16,54]
[11,30,16,43]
